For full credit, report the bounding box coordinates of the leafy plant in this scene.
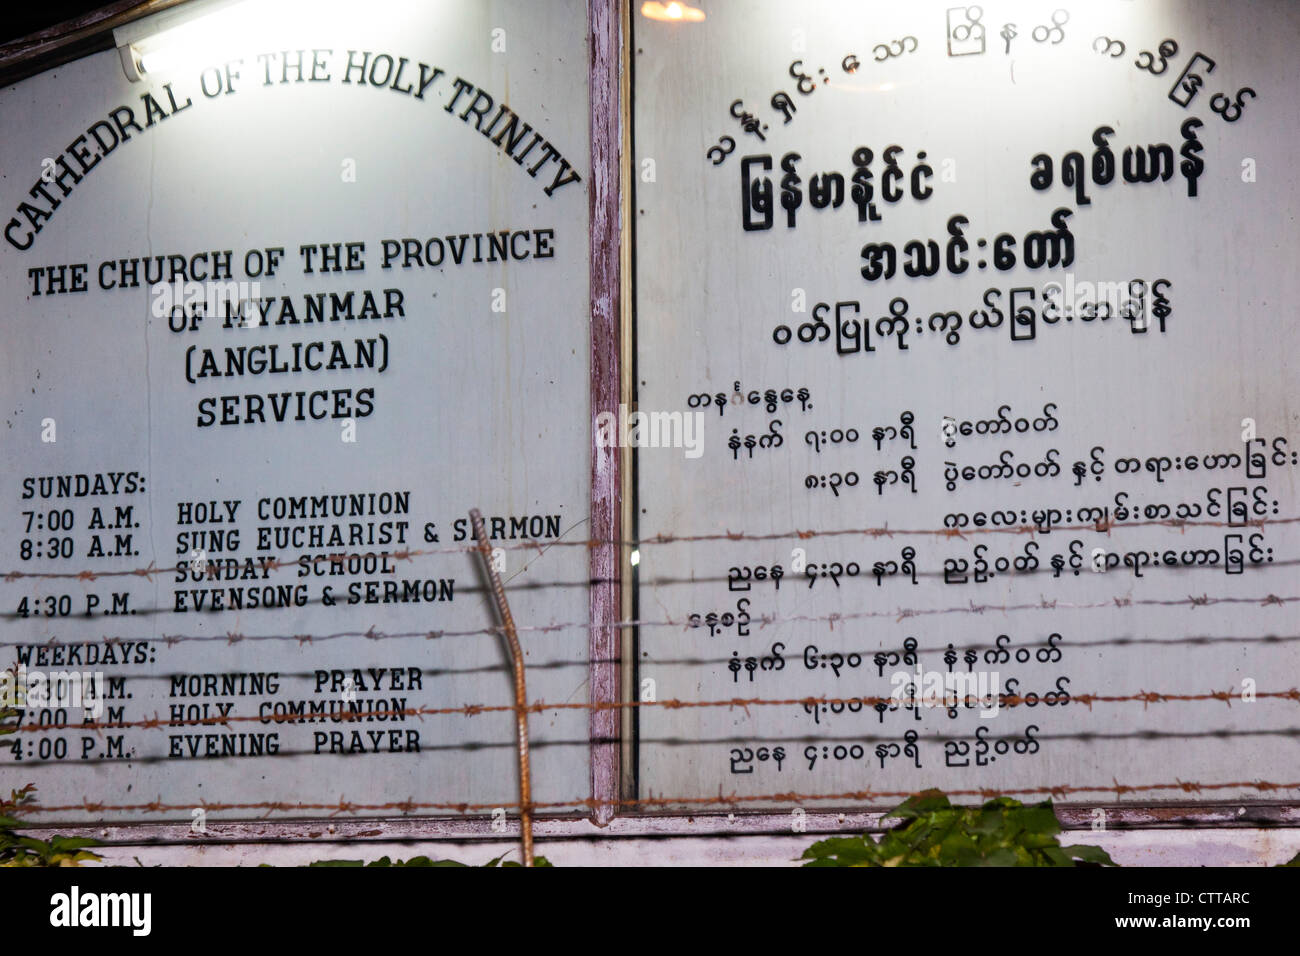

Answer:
[0,705,102,867]
[0,785,102,867]
[800,789,1117,867]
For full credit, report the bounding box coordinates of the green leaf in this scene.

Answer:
[47,836,100,852]
[797,790,1121,869]
[885,789,950,820]
[978,847,1021,867]
[800,835,879,866]
[1015,807,1062,837]
[1061,844,1119,867]
[1039,845,1073,867]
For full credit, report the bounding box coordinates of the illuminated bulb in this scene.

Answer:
[640,1,705,23]
[630,549,640,567]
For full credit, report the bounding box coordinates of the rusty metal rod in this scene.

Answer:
[469,508,533,866]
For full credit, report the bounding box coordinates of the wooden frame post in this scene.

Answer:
[588,0,623,827]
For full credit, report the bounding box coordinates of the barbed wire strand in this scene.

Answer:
[7,628,1296,684]
[4,514,1298,582]
[1,591,1295,651]
[8,687,1299,735]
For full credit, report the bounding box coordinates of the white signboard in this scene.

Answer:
[0,0,592,821]
[634,0,1300,809]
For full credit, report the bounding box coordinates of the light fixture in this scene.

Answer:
[640,2,705,23]
[113,0,252,82]
[113,0,335,82]
[629,549,640,567]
